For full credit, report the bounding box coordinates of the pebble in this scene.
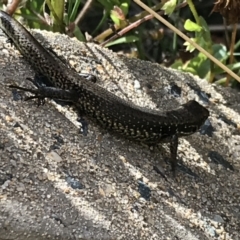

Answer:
[46,151,62,163]
[134,80,141,89]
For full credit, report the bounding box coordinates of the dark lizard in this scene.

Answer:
[0,10,209,175]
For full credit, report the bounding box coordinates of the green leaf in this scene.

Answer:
[68,0,82,22]
[214,77,227,85]
[73,25,86,42]
[212,44,227,62]
[97,0,113,11]
[214,62,240,74]
[121,2,129,16]
[184,19,202,32]
[183,38,197,52]
[171,59,184,69]
[198,16,211,43]
[183,67,198,75]
[110,7,123,26]
[161,0,177,15]
[110,2,130,26]
[186,53,209,78]
[105,35,139,47]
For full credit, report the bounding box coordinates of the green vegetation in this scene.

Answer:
[1,0,240,87]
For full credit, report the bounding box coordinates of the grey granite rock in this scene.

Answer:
[0,30,239,240]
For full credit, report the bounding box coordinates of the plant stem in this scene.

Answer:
[186,0,200,25]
